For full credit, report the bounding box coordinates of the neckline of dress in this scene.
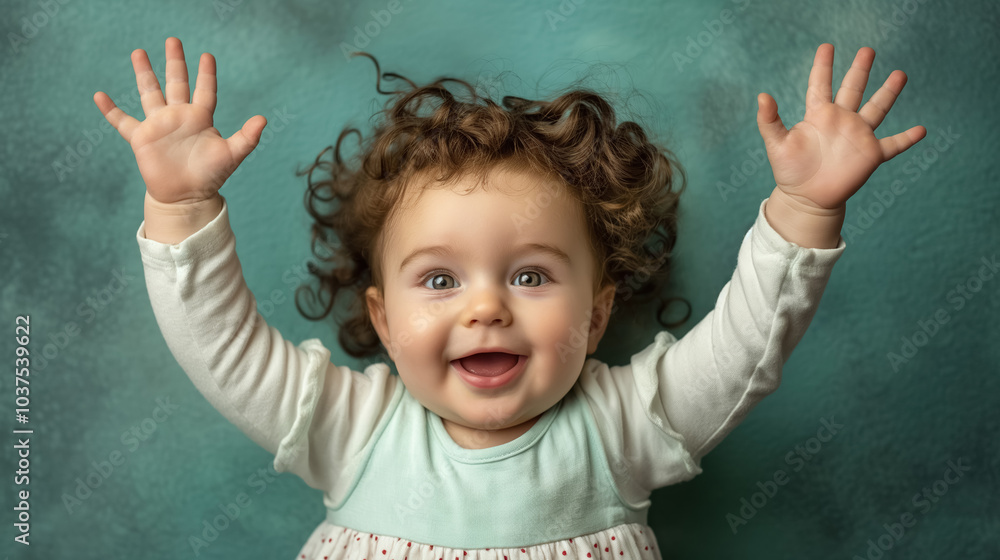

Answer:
[427,398,563,463]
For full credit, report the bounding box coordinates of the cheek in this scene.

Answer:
[378,295,425,358]
[386,299,456,366]
[527,298,585,345]
[401,298,452,337]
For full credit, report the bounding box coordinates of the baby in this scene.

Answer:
[95,37,925,558]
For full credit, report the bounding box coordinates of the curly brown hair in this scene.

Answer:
[293,52,691,361]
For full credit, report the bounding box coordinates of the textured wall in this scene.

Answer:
[1,0,997,558]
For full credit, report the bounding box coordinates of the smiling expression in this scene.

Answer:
[365,165,616,449]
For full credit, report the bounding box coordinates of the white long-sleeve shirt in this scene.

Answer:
[136,196,845,553]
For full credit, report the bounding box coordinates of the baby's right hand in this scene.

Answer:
[94,37,266,206]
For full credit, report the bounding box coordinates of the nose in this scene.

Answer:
[460,287,512,328]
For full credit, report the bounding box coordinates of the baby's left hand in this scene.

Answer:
[756,44,926,211]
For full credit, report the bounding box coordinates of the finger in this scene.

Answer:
[880,125,927,161]
[806,43,834,112]
[226,115,267,164]
[859,70,908,131]
[192,52,218,115]
[834,47,874,112]
[756,92,788,150]
[93,91,140,143]
[164,37,190,105]
[131,48,165,117]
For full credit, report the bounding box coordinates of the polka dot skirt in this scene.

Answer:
[294,522,662,560]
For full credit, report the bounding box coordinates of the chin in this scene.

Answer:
[458,407,523,432]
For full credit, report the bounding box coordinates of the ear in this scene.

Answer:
[586,283,616,355]
[365,286,392,359]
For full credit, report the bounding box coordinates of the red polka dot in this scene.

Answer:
[562,552,567,556]
[382,551,387,555]
[587,555,591,558]
[644,547,649,551]
[407,543,411,547]
[594,544,598,548]
[521,550,526,553]
[605,548,609,552]
[611,536,615,541]
[619,552,623,556]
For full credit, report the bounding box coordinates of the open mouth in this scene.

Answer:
[450,353,527,390]
[455,352,520,377]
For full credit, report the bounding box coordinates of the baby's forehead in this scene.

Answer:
[386,175,589,255]
[395,166,570,213]
[407,179,576,220]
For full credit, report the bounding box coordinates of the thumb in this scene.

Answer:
[756,93,787,150]
[226,115,267,165]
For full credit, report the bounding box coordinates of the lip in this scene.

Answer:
[451,354,527,390]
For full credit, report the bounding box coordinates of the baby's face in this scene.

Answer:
[366,166,615,448]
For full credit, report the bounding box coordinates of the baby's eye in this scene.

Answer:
[424,273,459,290]
[513,270,549,287]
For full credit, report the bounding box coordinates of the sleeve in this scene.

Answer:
[135,195,402,497]
[578,197,846,501]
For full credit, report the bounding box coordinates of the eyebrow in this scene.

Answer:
[398,243,573,273]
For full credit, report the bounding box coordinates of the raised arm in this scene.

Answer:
[567,44,925,501]
[657,43,925,461]
[101,38,401,494]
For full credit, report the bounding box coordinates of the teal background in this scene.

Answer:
[2,0,998,558]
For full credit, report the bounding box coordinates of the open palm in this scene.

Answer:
[93,37,266,205]
[756,44,926,210]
